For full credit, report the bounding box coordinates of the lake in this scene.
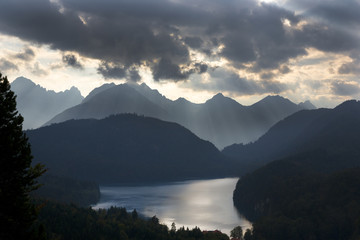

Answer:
[93,178,251,235]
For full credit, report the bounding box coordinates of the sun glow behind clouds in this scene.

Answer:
[258,0,287,5]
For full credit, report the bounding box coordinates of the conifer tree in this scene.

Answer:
[0,73,45,239]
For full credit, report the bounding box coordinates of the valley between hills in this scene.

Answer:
[6,76,360,239]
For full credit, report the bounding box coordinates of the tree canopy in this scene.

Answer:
[0,73,45,239]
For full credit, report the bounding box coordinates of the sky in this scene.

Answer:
[0,0,359,107]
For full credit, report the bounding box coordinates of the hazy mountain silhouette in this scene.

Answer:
[82,83,116,103]
[45,83,314,149]
[28,114,233,184]
[45,84,169,125]
[223,100,360,174]
[11,77,83,129]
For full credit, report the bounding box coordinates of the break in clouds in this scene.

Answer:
[0,0,359,96]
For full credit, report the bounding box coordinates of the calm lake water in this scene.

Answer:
[93,178,251,235]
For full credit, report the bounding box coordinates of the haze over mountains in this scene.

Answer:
[27,114,233,184]
[11,77,83,129]
[43,80,315,149]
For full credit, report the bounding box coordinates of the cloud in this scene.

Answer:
[331,81,360,96]
[287,0,360,28]
[184,37,203,49]
[279,65,291,74]
[97,62,142,82]
[189,68,288,95]
[338,59,360,75]
[260,72,276,80]
[97,62,127,80]
[152,58,190,81]
[0,0,359,85]
[13,46,35,61]
[128,68,141,82]
[0,58,19,72]
[31,62,48,76]
[194,63,208,74]
[62,54,83,69]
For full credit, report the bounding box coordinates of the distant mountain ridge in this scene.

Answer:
[45,82,315,149]
[11,77,83,129]
[27,114,234,184]
[46,84,168,125]
[223,100,360,174]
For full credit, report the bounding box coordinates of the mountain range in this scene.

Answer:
[27,114,234,184]
[44,81,315,149]
[11,77,84,129]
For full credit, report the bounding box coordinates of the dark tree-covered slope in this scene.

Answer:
[223,100,360,174]
[33,174,100,207]
[28,114,233,184]
[233,154,360,240]
[232,100,360,240]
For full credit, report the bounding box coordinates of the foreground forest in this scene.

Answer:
[35,200,230,240]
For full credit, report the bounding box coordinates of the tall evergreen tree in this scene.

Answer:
[0,73,45,239]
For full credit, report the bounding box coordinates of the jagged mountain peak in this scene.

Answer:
[12,76,35,85]
[255,95,291,105]
[206,92,242,106]
[334,99,360,111]
[10,76,84,129]
[175,97,191,103]
[298,100,316,110]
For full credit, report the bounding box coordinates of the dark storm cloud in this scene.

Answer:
[194,63,208,74]
[152,58,190,81]
[0,0,191,80]
[0,0,359,88]
[0,58,18,71]
[62,54,83,69]
[286,0,360,60]
[97,62,141,82]
[287,0,360,27]
[331,81,360,96]
[184,37,203,49]
[97,62,127,80]
[293,23,359,53]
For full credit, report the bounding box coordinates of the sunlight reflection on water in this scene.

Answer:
[93,178,251,235]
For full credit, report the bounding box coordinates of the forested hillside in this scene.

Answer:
[28,114,233,184]
[234,158,360,240]
[223,100,360,174]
